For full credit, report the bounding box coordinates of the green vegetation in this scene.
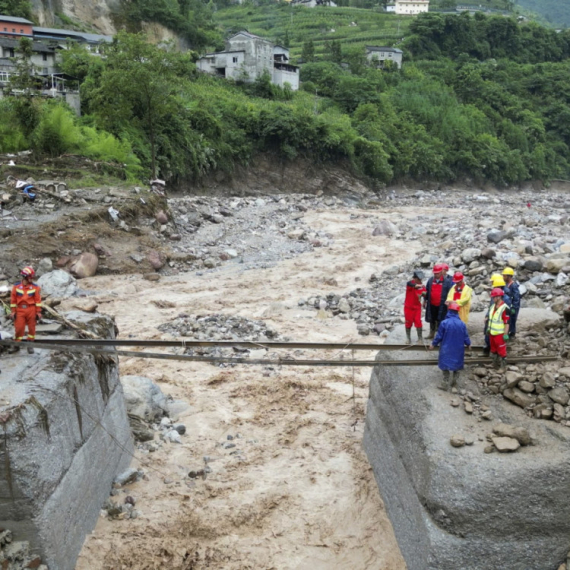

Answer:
[214,4,410,61]
[4,11,570,188]
[0,0,32,20]
[117,0,222,48]
[515,0,570,27]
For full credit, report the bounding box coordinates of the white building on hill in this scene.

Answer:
[197,31,299,90]
[393,0,429,15]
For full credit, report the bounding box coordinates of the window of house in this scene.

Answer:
[8,48,14,57]
[3,28,6,32]
[43,53,48,61]
[0,71,8,82]
[12,29,15,33]
[20,29,24,33]
[233,56,238,63]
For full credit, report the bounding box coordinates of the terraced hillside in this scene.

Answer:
[214,4,410,61]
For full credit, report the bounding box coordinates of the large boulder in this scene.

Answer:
[69,252,98,279]
[363,326,570,570]
[545,258,570,275]
[372,220,397,237]
[37,270,78,299]
[121,376,168,421]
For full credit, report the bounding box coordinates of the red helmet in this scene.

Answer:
[491,288,504,298]
[433,264,443,273]
[21,266,35,278]
[448,301,460,311]
[441,263,449,271]
[452,272,464,283]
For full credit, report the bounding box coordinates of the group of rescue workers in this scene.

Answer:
[404,263,520,391]
[0,262,520,394]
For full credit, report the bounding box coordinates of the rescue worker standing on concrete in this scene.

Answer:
[424,264,445,340]
[9,267,42,354]
[404,270,427,345]
[429,301,471,391]
[487,288,510,370]
[502,267,520,340]
[446,272,473,324]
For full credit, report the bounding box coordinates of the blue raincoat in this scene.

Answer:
[432,311,471,371]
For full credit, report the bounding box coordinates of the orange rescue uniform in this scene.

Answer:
[10,281,42,341]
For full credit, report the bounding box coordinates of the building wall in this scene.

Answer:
[394,0,429,14]
[227,34,273,81]
[0,20,33,39]
[273,67,299,90]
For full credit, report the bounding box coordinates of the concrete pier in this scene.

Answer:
[363,324,570,570]
[0,312,133,570]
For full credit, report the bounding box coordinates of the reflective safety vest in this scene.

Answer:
[487,302,507,336]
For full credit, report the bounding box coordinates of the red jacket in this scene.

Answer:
[11,282,42,315]
[405,281,426,310]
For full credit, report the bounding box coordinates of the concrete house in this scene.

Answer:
[197,31,299,90]
[393,0,429,15]
[0,14,111,114]
[366,46,403,69]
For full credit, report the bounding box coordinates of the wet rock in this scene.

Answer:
[492,436,520,453]
[461,248,481,263]
[503,388,537,409]
[148,250,166,270]
[523,257,543,272]
[549,387,570,406]
[37,270,78,298]
[372,220,397,236]
[36,257,53,277]
[545,258,570,274]
[155,210,168,224]
[450,435,465,448]
[121,376,169,421]
[492,423,531,446]
[69,252,98,279]
[114,468,141,487]
[487,229,506,244]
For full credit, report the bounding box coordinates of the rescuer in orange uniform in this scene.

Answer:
[10,266,42,354]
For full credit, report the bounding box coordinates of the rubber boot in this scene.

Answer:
[438,370,450,391]
[492,353,500,369]
[416,327,423,345]
[426,323,436,340]
[27,344,34,354]
[500,357,507,371]
[483,346,490,357]
[7,345,20,354]
[405,328,412,345]
[450,370,460,389]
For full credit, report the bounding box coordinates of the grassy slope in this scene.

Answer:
[214,4,411,60]
[516,0,570,27]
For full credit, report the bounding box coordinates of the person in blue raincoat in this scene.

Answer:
[429,301,471,391]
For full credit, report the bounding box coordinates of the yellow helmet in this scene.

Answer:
[490,274,506,287]
[502,267,515,276]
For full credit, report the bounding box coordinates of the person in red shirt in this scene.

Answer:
[404,270,427,345]
[425,264,444,339]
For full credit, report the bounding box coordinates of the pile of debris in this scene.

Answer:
[449,422,532,453]
[158,313,279,343]
[470,358,570,426]
[0,529,47,570]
